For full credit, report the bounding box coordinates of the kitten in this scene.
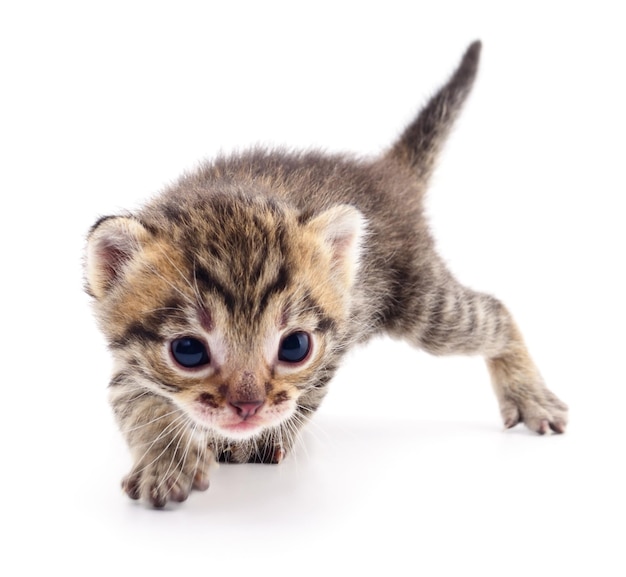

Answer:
[85,41,567,508]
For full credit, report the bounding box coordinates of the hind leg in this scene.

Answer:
[404,275,568,434]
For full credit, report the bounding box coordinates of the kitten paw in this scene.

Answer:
[122,448,213,508]
[248,445,285,464]
[499,388,568,434]
[217,442,285,464]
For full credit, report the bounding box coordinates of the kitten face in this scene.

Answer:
[88,196,364,441]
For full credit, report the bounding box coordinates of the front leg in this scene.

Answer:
[216,439,286,464]
[215,408,312,463]
[407,275,568,434]
[110,384,214,507]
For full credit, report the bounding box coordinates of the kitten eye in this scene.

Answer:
[171,337,210,368]
[278,331,311,364]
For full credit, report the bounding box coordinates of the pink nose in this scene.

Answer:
[229,400,263,420]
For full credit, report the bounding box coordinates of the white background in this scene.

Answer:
[2,1,625,575]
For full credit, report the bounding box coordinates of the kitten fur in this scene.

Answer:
[85,41,568,508]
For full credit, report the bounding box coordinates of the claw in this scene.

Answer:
[169,487,189,502]
[504,416,520,429]
[272,447,285,464]
[549,420,566,434]
[497,387,568,437]
[166,478,189,502]
[122,475,141,500]
[193,471,210,491]
[149,488,167,509]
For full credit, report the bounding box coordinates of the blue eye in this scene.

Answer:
[171,337,210,368]
[278,332,311,363]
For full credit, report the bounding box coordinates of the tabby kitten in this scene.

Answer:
[85,41,568,508]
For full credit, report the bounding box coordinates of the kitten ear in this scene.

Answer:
[85,215,150,299]
[306,205,366,289]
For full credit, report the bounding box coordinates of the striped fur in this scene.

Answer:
[85,41,567,507]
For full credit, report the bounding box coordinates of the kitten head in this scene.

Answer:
[85,194,365,440]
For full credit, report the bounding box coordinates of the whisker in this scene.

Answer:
[154,419,190,492]
[129,413,191,476]
[161,418,197,495]
[283,416,309,463]
[119,407,183,435]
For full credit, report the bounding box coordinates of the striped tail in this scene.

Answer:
[387,40,482,186]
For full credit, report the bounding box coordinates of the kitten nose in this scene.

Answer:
[229,400,263,420]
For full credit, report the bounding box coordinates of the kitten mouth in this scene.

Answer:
[219,419,266,439]
[190,399,294,440]
[223,420,261,432]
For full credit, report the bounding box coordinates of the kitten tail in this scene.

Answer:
[387,40,482,186]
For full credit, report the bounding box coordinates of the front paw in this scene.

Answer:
[217,441,285,464]
[122,446,213,508]
[499,387,568,434]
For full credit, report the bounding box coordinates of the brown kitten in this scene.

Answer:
[85,41,568,508]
